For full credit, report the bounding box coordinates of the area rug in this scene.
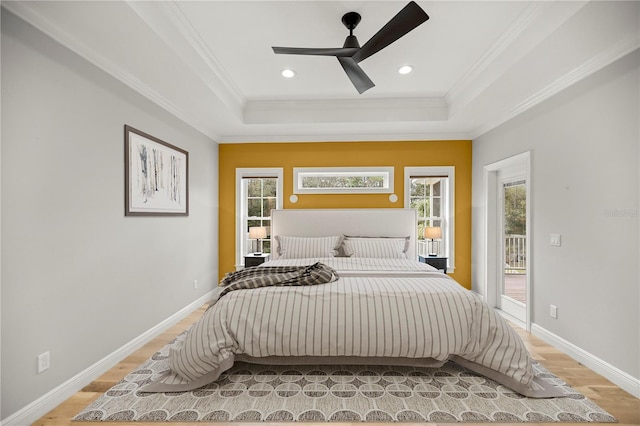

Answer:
[73,333,616,423]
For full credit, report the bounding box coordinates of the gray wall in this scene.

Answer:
[472,50,639,380]
[1,10,218,419]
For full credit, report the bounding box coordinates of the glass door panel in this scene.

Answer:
[500,179,527,322]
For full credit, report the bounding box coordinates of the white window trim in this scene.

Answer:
[404,166,456,272]
[235,168,283,269]
[293,166,394,194]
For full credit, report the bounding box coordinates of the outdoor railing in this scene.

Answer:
[418,236,524,272]
[505,234,526,273]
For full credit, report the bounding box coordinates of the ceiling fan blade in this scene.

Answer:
[272,47,359,57]
[337,57,375,94]
[352,1,429,63]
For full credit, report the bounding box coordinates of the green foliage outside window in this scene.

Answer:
[504,183,526,235]
[301,176,385,189]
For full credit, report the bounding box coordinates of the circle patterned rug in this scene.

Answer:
[73,336,616,422]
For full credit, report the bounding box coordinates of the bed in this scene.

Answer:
[141,209,561,397]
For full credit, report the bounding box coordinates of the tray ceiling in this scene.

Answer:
[4,1,639,143]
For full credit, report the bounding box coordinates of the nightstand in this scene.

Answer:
[419,256,448,273]
[244,253,270,267]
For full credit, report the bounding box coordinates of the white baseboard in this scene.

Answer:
[495,308,527,331]
[2,291,214,426]
[531,323,640,398]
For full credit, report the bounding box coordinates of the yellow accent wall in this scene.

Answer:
[219,140,472,288]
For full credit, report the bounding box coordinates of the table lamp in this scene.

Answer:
[423,226,442,256]
[248,226,267,255]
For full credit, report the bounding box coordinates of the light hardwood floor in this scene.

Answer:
[34,304,639,426]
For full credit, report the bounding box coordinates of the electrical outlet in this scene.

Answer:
[550,305,558,319]
[193,280,198,289]
[37,351,50,374]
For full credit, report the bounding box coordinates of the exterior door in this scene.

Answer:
[483,151,531,330]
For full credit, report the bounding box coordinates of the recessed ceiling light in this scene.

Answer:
[281,69,296,78]
[398,65,413,75]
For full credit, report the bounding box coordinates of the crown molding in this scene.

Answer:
[445,2,545,114]
[244,97,448,125]
[471,36,640,139]
[5,0,635,146]
[218,130,472,144]
[2,1,218,141]
[126,1,246,120]
[446,1,588,119]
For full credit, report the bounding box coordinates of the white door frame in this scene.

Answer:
[483,151,531,331]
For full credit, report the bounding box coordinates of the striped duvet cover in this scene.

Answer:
[141,258,561,397]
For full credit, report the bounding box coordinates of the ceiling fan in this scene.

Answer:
[272,1,429,94]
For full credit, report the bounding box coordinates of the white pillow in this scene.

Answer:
[343,236,409,259]
[275,236,341,259]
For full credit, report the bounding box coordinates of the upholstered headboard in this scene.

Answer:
[270,208,417,260]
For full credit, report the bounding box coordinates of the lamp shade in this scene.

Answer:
[423,226,442,240]
[249,226,267,239]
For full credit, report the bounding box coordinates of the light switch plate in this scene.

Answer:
[550,234,561,247]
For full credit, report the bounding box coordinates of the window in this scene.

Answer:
[293,167,394,194]
[404,167,455,270]
[236,168,283,268]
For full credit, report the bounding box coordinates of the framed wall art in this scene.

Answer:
[124,125,189,216]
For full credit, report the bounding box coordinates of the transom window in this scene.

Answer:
[294,167,394,194]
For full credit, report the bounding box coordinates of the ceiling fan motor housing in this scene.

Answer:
[342,12,361,32]
[343,35,360,49]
